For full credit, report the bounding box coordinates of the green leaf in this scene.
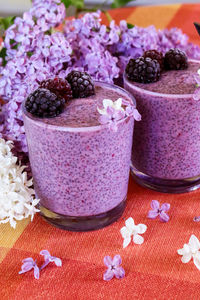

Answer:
[0,47,7,66]
[27,51,33,57]
[0,16,15,31]
[111,0,135,9]
[127,23,134,29]
[0,16,16,38]
[61,0,84,10]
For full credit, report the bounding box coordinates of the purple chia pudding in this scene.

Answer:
[23,82,135,231]
[124,59,200,193]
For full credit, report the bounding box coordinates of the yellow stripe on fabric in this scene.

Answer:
[0,218,30,263]
[126,4,182,29]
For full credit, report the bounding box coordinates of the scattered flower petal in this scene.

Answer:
[147,200,170,222]
[103,255,125,281]
[40,249,62,270]
[177,235,200,270]
[19,257,40,279]
[120,217,147,248]
[194,216,200,222]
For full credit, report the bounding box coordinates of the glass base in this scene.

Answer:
[39,199,126,231]
[131,165,200,194]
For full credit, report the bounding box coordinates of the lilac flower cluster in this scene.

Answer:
[0,0,68,153]
[0,1,200,156]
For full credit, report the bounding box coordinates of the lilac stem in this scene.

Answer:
[40,259,50,270]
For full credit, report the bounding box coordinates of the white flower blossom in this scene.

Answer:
[97,97,141,132]
[177,234,200,270]
[97,98,125,115]
[0,138,40,228]
[120,217,147,248]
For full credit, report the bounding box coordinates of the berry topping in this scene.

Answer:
[39,77,72,102]
[164,48,188,70]
[125,57,161,83]
[66,71,95,98]
[25,88,65,118]
[143,49,164,70]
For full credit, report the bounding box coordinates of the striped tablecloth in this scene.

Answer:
[1,4,200,300]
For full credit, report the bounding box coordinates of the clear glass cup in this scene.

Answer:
[23,82,135,231]
[124,60,200,193]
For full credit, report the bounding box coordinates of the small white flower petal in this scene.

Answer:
[9,217,17,229]
[0,218,10,224]
[177,244,190,256]
[103,99,114,109]
[135,224,147,234]
[14,202,25,214]
[120,226,130,239]
[193,252,200,270]
[97,106,106,115]
[181,253,192,264]
[125,217,135,232]
[113,98,122,110]
[133,234,144,245]
[189,234,200,253]
[123,236,131,248]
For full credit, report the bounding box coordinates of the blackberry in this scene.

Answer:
[125,57,161,83]
[143,49,164,70]
[164,48,188,70]
[25,88,65,118]
[66,71,95,98]
[39,77,72,101]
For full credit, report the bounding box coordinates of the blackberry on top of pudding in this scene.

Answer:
[25,72,95,118]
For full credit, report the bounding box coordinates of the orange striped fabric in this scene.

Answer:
[1,4,200,300]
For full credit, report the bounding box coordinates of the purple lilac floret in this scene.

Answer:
[40,249,62,270]
[0,2,200,157]
[19,250,62,280]
[97,97,141,132]
[19,257,40,279]
[193,216,200,222]
[147,200,170,222]
[103,255,125,281]
[99,106,125,132]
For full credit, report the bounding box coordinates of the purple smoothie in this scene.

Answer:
[124,60,200,193]
[23,82,135,230]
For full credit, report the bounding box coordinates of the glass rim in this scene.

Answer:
[123,59,200,99]
[22,80,136,133]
